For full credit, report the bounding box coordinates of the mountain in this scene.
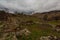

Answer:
[0,10,60,40]
[33,10,60,21]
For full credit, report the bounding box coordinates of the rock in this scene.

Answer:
[40,35,57,40]
[48,35,57,40]
[54,25,60,32]
[40,36,50,40]
[19,28,31,36]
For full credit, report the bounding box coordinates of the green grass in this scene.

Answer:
[24,22,60,40]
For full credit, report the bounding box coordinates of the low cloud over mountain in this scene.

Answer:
[0,0,60,13]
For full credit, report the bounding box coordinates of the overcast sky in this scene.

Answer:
[0,0,60,13]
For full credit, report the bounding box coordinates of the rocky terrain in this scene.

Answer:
[0,10,60,40]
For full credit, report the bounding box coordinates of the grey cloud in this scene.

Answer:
[0,0,60,13]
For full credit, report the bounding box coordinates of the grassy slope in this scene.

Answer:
[0,11,60,40]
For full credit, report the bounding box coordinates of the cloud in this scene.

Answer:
[0,0,60,13]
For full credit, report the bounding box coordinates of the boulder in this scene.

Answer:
[20,28,31,36]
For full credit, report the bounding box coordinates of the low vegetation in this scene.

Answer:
[0,10,60,40]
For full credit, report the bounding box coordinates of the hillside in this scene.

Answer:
[0,10,60,40]
[33,10,60,21]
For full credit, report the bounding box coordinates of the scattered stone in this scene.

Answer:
[19,28,31,36]
[40,36,50,40]
[54,25,60,32]
[40,35,57,40]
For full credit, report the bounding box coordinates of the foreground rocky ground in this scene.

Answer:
[0,10,60,40]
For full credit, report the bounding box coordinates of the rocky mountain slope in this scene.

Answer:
[0,10,60,40]
[33,10,60,21]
